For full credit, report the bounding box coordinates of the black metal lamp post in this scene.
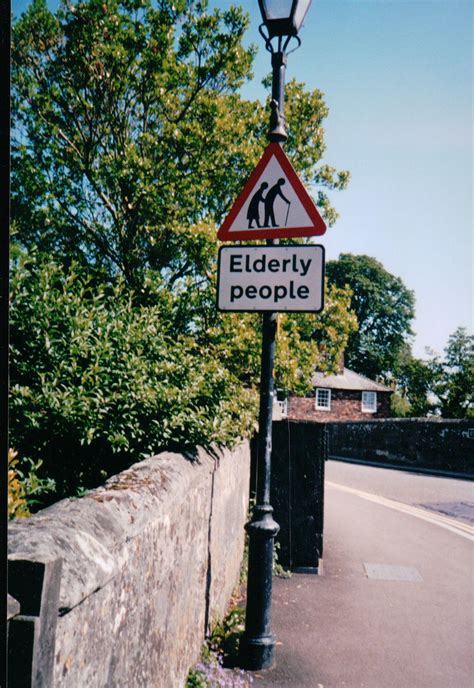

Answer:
[240,0,311,672]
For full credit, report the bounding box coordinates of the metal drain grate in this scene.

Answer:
[363,563,423,582]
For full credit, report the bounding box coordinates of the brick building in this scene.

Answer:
[286,367,393,422]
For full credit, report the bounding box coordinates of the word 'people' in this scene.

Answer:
[247,178,290,229]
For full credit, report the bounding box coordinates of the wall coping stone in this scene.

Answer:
[8,447,222,612]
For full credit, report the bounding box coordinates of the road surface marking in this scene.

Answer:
[363,563,423,581]
[326,481,474,541]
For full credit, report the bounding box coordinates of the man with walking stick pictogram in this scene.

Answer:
[263,178,290,227]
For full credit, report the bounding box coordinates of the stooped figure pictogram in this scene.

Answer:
[263,178,290,227]
[247,182,269,228]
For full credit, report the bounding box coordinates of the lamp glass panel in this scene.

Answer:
[261,0,293,20]
[292,0,312,31]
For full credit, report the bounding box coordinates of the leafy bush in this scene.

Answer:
[9,254,258,502]
[10,248,356,504]
[186,670,208,688]
[187,606,252,688]
[8,449,30,519]
[206,607,247,666]
[8,448,55,518]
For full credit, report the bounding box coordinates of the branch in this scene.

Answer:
[53,192,123,271]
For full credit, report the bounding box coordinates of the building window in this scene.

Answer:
[275,388,288,418]
[362,391,377,413]
[315,388,331,410]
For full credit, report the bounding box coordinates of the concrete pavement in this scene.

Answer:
[251,468,474,688]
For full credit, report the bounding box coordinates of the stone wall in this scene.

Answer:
[288,390,392,422]
[328,419,474,476]
[8,443,251,688]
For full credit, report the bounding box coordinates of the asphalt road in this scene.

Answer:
[252,461,474,688]
[326,460,474,525]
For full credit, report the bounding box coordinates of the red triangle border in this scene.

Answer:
[217,143,326,241]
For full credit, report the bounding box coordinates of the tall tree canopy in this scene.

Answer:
[391,328,474,419]
[433,327,473,418]
[12,0,349,290]
[390,344,437,417]
[326,253,415,380]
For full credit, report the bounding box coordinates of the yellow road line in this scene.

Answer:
[326,481,474,542]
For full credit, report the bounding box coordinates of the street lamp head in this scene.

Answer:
[259,0,312,141]
[258,0,312,38]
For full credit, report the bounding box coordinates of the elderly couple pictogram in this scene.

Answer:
[247,178,291,229]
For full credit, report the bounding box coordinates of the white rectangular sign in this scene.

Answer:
[217,245,325,312]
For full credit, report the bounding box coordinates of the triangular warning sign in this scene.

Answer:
[217,143,326,241]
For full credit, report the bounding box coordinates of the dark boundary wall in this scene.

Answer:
[328,419,474,478]
[251,421,327,571]
[8,443,250,688]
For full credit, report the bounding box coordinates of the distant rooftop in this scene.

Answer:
[311,367,392,393]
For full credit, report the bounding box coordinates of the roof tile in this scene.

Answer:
[311,367,392,392]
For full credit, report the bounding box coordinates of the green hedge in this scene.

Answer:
[9,255,258,503]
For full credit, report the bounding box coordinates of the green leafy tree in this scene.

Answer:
[274,281,357,394]
[12,0,257,289]
[391,344,437,417]
[434,327,474,418]
[12,0,349,291]
[326,254,416,380]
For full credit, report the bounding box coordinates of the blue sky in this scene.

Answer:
[13,0,472,358]
[217,0,473,358]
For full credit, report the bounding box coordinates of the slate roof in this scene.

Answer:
[311,367,393,393]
